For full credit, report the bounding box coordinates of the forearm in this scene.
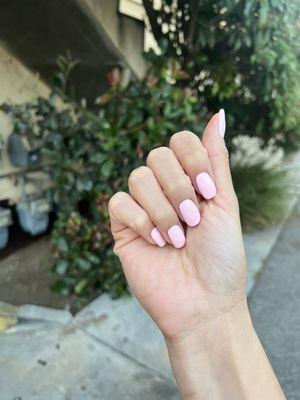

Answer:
[166,300,285,400]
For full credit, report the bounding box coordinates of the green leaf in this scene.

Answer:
[75,279,88,294]
[56,237,68,252]
[91,153,107,164]
[76,178,93,192]
[77,258,91,271]
[101,159,115,177]
[55,260,68,275]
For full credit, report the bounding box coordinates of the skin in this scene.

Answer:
[109,112,285,399]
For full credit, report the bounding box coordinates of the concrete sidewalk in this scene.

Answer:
[0,324,178,400]
[249,200,300,399]
[0,199,299,399]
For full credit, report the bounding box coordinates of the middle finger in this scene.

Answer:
[146,146,201,228]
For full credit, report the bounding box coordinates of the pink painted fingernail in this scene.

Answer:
[151,227,166,247]
[179,199,201,227]
[168,225,185,248]
[219,109,226,138]
[196,172,217,199]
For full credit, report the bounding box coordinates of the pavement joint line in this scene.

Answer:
[72,319,174,382]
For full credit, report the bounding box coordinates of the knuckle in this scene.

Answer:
[170,130,197,147]
[108,192,127,213]
[210,147,229,161]
[184,149,208,168]
[147,146,171,164]
[153,208,175,225]
[165,177,192,197]
[131,213,149,231]
[128,166,152,185]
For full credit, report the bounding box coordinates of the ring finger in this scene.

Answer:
[128,166,186,248]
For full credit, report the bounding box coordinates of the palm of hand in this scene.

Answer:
[115,197,246,340]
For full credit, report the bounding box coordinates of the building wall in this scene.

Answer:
[79,0,147,78]
[0,44,49,202]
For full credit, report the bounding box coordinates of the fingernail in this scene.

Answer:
[168,225,185,248]
[196,172,217,199]
[219,109,226,138]
[179,199,201,227]
[151,227,166,247]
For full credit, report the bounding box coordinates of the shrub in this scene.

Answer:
[231,135,295,229]
[144,0,300,149]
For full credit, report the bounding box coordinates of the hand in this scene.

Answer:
[109,111,247,341]
[109,111,285,399]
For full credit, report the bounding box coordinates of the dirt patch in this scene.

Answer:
[0,235,78,312]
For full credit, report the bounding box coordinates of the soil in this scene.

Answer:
[0,233,78,313]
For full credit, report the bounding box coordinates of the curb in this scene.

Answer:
[0,301,72,333]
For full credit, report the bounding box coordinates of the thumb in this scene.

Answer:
[201,110,236,201]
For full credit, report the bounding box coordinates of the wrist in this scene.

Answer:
[165,300,284,400]
[165,299,253,360]
[165,300,259,400]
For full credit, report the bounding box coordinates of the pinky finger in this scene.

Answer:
[108,192,166,249]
